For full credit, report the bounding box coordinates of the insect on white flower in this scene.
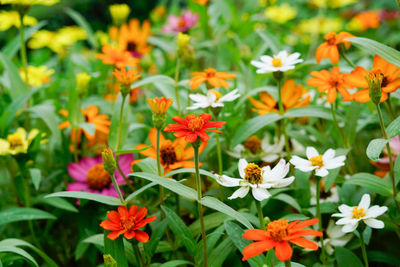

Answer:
[187,89,240,110]
[216,158,295,201]
[332,194,388,233]
[251,50,303,74]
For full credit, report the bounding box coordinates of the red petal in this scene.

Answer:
[289,237,319,250]
[134,207,148,222]
[290,218,319,230]
[134,216,157,230]
[242,229,269,241]
[129,205,138,216]
[172,116,188,126]
[290,229,323,238]
[199,113,212,122]
[135,230,150,243]
[274,241,293,262]
[107,211,121,223]
[107,230,124,240]
[100,220,121,231]
[124,231,136,239]
[118,206,129,219]
[242,240,276,261]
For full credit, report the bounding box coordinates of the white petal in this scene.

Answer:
[306,147,319,159]
[260,55,272,63]
[216,175,241,187]
[364,218,384,229]
[189,94,208,103]
[335,217,353,225]
[252,187,271,201]
[271,176,295,188]
[290,156,312,170]
[238,159,248,179]
[262,154,279,162]
[251,60,267,69]
[365,205,388,218]
[265,159,288,180]
[324,156,346,169]
[358,194,371,210]
[315,167,329,177]
[341,222,358,233]
[338,204,353,215]
[228,186,250,200]
[322,149,335,160]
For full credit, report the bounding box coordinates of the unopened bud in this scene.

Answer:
[366,70,383,105]
[177,33,190,52]
[102,147,116,175]
[76,72,91,96]
[103,254,117,267]
[109,4,130,26]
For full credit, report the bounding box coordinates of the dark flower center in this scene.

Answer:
[160,141,177,166]
[86,164,112,190]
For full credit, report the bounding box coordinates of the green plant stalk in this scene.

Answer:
[133,242,145,267]
[156,128,165,207]
[284,260,292,267]
[339,44,356,68]
[375,103,400,212]
[174,58,181,115]
[385,95,395,120]
[277,78,291,160]
[315,176,327,263]
[194,143,207,267]
[20,14,31,129]
[255,200,265,229]
[111,173,125,204]
[359,233,369,267]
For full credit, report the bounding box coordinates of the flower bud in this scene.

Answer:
[76,72,91,96]
[103,254,117,267]
[177,33,190,52]
[109,4,130,26]
[147,97,173,129]
[102,147,116,175]
[112,67,141,98]
[366,70,383,105]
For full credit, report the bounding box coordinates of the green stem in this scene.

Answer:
[156,129,165,207]
[174,58,181,115]
[339,44,356,68]
[20,14,31,129]
[255,200,265,229]
[111,173,125,204]
[385,95,395,120]
[315,177,327,263]
[133,243,145,267]
[215,133,224,201]
[359,233,369,267]
[375,103,400,212]
[194,143,207,267]
[284,260,292,267]
[277,77,291,160]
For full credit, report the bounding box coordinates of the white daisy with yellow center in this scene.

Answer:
[290,147,345,177]
[251,50,303,74]
[332,194,387,233]
[216,158,295,201]
[187,89,240,110]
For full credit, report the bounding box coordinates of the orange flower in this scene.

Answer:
[188,68,236,90]
[100,205,157,241]
[105,83,140,104]
[134,128,207,173]
[315,32,355,64]
[193,0,209,5]
[352,11,380,30]
[147,96,173,115]
[96,45,139,68]
[242,218,322,262]
[164,113,226,143]
[307,67,353,103]
[112,67,141,87]
[249,79,310,115]
[347,55,400,103]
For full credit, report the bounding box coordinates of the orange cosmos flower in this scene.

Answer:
[164,113,226,143]
[242,218,322,262]
[100,205,157,241]
[249,80,310,115]
[134,128,207,173]
[147,96,173,115]
[347,55,400,103]
[96,45,139,68]
[112,67,141,87]
[352,11,380,31]
[188,68,236,90]
[315,32,355,64]
[307,67,353,103]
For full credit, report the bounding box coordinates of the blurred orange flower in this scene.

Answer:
[112,67,141,86]
[315,32,355,64]
[193,0,209,5]
[188,68,236,90]
[352,11,380,30]
[96,45,139,68]
[147,96,173,115]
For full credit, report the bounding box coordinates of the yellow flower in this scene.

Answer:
[150,6,166,22]
[109,4,130,26]
[0,0,58,5]
[177,33,190,50]
[296,17,343,37]
[76,72,91,91]
[0,128,39,156]
[309,0,357,8]
[19,65,54,87]
[265,3,297,24]
[0,11,37,31]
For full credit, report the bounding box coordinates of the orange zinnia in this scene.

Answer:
[188,68,236,90]
[147,97,173,115]
[352,11,380,31]
[242,218,322,262]
[105,83,140,104]
[315,32,355,64]
[164,113,226,143]
[134,128,207,173]
[112,67,141,87]
[307,67,353,103]
[100,205,157,241]
[347,55,400,103]
[96,45,139,68]
[249,79,310,115]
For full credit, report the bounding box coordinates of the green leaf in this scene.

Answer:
[284,106,338,120]
[45,191,121,206]
[125,182,157,203]
[33,195,78,213]
[144,219,168,259]
[161,206,196,256]
[0,246,38,267]
[0,52,26,100]
[386,115,400,138]
[394,155,400,186]
[207,237,235,267]
[29,168,41,190]
[108,93,129,150]
[367,138,389,162]
[130,75,175,89]
[232,113,282,147]
[343,102,362,145]
[255,30,280,54]
[335,246,364,267]
[165,168,217,181]
[134,158,158,175]
[368,250,400,266]
[159,260,194,267]
[29,103,62,145]
[104,231,128,267]
[78,122,95,136]
[347,37,400,67]
[115,146,149,156]
[65,8,98,49]
[345,173,392,196]
[189,212,227,238]
[273,193,301,212]
[0,208,55,226]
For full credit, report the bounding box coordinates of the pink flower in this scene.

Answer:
[67,154,133,199]
[162,10,199,34]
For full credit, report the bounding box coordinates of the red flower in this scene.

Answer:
[100,205,157,241]
[242,218,322,262]
[164,113,226,143]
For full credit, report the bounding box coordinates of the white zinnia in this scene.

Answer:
[290,147,346,177]
[187,89,240,110]
[332,194,388,233]
[251,50,303,74]
[216,158,295,201]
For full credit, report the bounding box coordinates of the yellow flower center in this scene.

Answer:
[243,135,262,154]
[7,133,24,149]
[209,90,222,100]
[352,206,366,219]
[267,219,289,241]
[160,141,177,166]
[187,117,205,132]
[244,163,262,184]
[272,58,282,67]
[310,155,324,168]
[325,32,337,45]
[86,164,112,190]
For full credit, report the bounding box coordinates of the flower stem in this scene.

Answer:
[174,58,181,115]
[385,95,395,120]
[339,44,356,68]
[133,243,145,267]
[193,142,207,267]
[156,128,165,207]
[284,261,292,267]
[315,176,327,263]
[277,77,291,160]
[255,200,265,229]
[359,232,369,267]
[111,173,125,204]
[375,103,400,212]
[20,14,31,129]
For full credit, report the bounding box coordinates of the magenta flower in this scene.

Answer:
[162,10,199,34]
[67,154,133,199]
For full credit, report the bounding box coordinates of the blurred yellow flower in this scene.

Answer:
[265,3,297,23]
[177,33,190,50]
[296,17,343,35]
[76,72,91,90]
[0,128,39,156]
[19,65,54,87]
[259,0,277,7]
[150,6,166,22]
[0,0,58,5]
[109,4,130,26]
[0,11,37,31]
[309,0,357,8]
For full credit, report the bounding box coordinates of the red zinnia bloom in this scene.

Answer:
[100,205,157,241]
[242,218,322,262]
[164,113,226,143]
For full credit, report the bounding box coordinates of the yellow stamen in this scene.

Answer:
[244,163,262,184]
[272,58,282,67]
[267,219,289,241]
[352,206,366,219]
[310,155,323,167]
[210,90,222,100]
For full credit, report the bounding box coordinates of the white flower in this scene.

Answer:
[310,181,339,205]
[332,194,388,233]
[216,158,295,201]
[187,89,240,110]
[251,50,303,74]
[290,147,346,177]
